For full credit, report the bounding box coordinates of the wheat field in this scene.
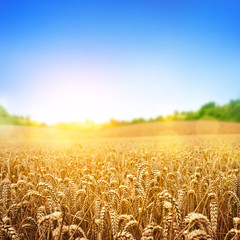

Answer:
[0,126,240,239]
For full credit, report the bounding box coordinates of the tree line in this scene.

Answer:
[0,99,240,131]
[0,105,46,127]
[101,99,240,128]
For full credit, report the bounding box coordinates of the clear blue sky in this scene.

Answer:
[0,0,240,124]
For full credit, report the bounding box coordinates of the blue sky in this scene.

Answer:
[0,0,240,124]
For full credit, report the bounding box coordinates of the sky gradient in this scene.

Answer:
[0,0,240,124]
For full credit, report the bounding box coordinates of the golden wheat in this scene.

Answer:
[0,135,239,239]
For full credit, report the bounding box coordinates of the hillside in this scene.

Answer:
[1,121,240,141]
[94,120,240,138]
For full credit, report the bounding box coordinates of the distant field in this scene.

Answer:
[1,121,240,141]
[95,120,240,138]
[0,125,90,142]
